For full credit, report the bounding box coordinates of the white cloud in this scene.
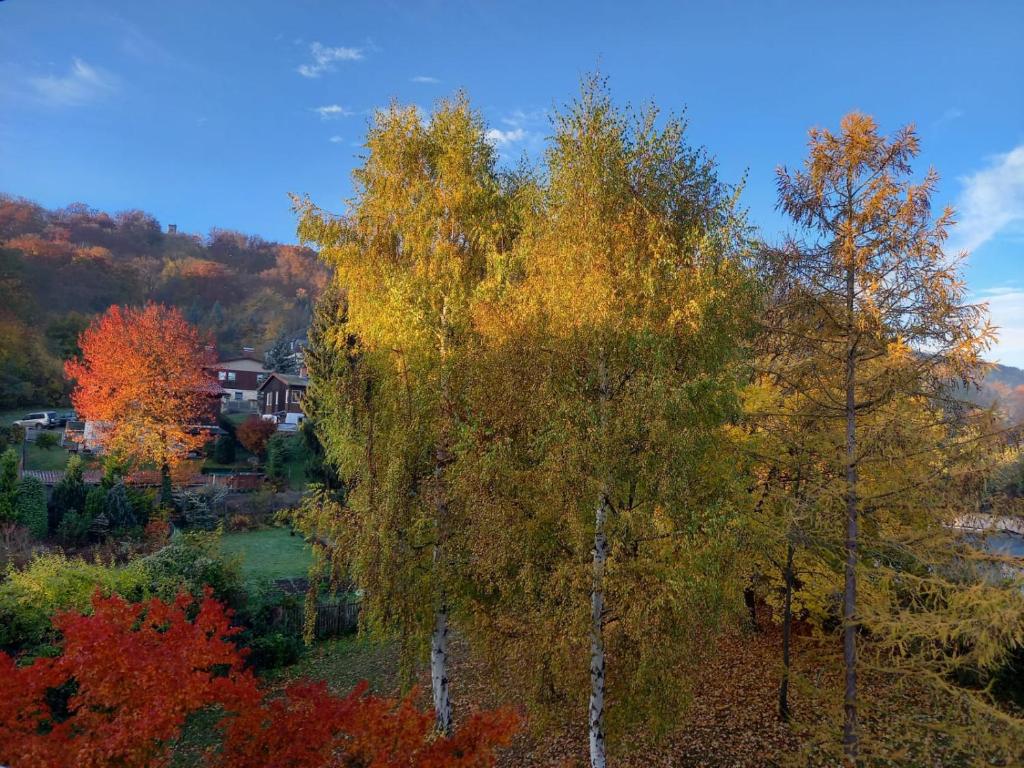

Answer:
[28,58,117,106]
[485,127,526,147]
[313,104,353,120]
[411,75,440,84]
[951,144,1024,254]
[329,135,344,143]
[933,107,964,128]
[297,42,363,78]
[977,286,1024,368]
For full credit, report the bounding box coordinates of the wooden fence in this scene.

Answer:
[272,600,361,640]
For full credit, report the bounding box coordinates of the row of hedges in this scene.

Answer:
[0,530,309,670]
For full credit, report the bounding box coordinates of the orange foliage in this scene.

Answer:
[0,592,518,768]
[64,304,219,471]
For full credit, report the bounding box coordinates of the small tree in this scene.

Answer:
[104,481,135,530]
[214,434,236,464]
[173,484,227,530]
[50,454,86,534]
[0,448,17,522]
[264,337,298,374]
[236,416,276,459]
[14,476,47,539]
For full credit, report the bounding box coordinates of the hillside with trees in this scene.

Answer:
[0,195,328,408]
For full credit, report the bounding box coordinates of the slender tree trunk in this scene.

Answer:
[431,598,452,735]
[842,264,859,764]
[432,325,453,737]
[589,487,609,768]
[159,461,172,506]
[589,355,610,768]
[778,538,795,722]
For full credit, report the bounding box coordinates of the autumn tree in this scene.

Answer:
[773,113,997,762]
[65,304,218,499]
[450,78,754,766]
[294,94,509,734]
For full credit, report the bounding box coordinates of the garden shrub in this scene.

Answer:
[173,484,227,530]
[103,481,135,530]
[247,631,304,670]
[15,476,47,539]
[49,455,86,534]
[34,431,59,450]
[0,553,149,653]
[141,530,243,606]
[214,434,237,464]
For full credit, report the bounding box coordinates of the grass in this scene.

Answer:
[219,527,313,583]
[265,634,399,695]
[23,441,72,471]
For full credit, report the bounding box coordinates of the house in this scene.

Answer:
[211,355,271,412]
[257,372,308,420]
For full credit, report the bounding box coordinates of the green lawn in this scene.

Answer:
[23,441,72,471]
[219,527,313,582]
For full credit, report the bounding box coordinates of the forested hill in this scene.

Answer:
[973,363,1024,425]
[0,194,328,408]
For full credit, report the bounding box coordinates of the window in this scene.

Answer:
[217,371,226,381]
[226,372,236,382]
[234,391,243,400]
[290,389,302,403]
[256,373,267,384]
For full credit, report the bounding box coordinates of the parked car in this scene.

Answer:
[275,412,306,432]
[13,411,58,429]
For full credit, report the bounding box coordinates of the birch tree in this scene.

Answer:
[294,95,507,733]
[455,77,754,765]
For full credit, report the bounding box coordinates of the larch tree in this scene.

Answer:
[773,113,996,762]
[65,304,218,499]
[293,94,508,734]
[454,77,755,766]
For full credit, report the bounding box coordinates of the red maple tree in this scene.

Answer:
[64,304,219,479]
[0,592,518,768]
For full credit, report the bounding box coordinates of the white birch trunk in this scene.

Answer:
[589,489,609,768]
[431,602,452,735]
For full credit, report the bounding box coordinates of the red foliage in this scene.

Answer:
[0,591,251,768]
[0,592,518,768]
[236,415,278,457]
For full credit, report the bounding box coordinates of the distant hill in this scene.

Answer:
[0,194,328,408]
[971,363,1024,425]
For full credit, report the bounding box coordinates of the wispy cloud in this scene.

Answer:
[485,127,526,147]
[329,135,344,143]
[976,286,1024,367]
[297,42,363,78]
[28,58,117,107]
[411,75,440,84]
[951,144,1024,254]
[313,104,354,120]
[933,107,964,128]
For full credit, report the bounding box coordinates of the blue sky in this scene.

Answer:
[1,0,1022,364]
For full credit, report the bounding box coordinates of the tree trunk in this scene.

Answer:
[431,601,452,736]
[778,539,794,722]
[842,264,859,764]
[159,461,172,506]
[589,488,609,768]
[589,354,610,768]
